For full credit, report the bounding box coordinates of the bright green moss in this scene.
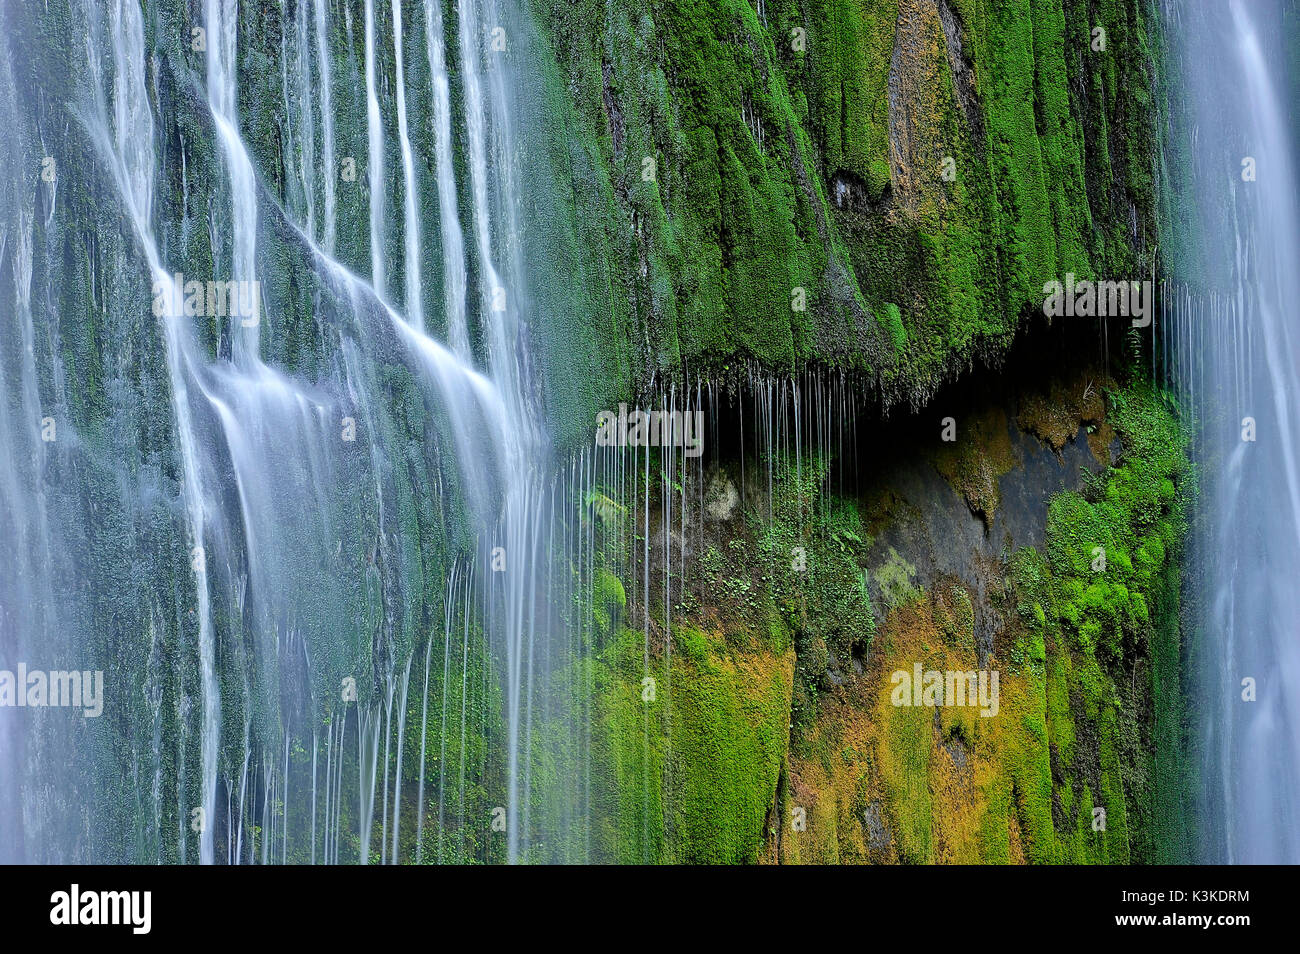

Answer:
[580,622,794,863]
[593,568,627,638]
[1006,375,1193,863]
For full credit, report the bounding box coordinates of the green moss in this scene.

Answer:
[579,623,794,863]
[1007,374,1193,862]
[777,369,1191,865]
[524,0,1164,445]
[593,568,627,637]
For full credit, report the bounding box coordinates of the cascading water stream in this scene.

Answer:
[0,34,61,861]
[9,0,1283,871]
[392,0,424,331]
[1166,0,1300,863]
[10,0,821,868]
[314,0,337,257]
[291,1,316,245]
[80,0,222,865]
[205,0,260,363]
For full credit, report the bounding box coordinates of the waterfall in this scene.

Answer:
[424,0,469,358]
[456,0,502,365]
[0,32,58,861]
[35,0,536,865]
[392,0,424,330]
[7,0,744,867]
[1166,0,1300,863]
[314,0,337,256]
[292,0,316,243]
[205,0,261,362]
[76,0,224,865]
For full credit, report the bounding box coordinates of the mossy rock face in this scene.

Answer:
[929,406,1019,526]
[3,0,1181,864]
[522,0,1163,446]
[593,567,628,637]
[773,368,1193,864]
[568,351,1191,864]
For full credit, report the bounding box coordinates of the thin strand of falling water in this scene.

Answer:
[392,0,423,329]
[205,0,262,364]
[261,759,272,864]
[322,722,332,865]
[311,728,319,864]
[82,0,222,864]
[457,558,475,863]
[457,0,507,379]
[586,447,597,861]
[324,719,335,864]
[794,373,803,525]
[837,369,845,502]
[436,561,460,863]
[568,455,582,861]
[546,472,561,857]
[364,0,386,297]
[472,554,485,864]
[763,372,773,528]
[176,717,187,865]
[739,376,746,508]
[235,713,251,863]
[530,481,547,855]
[680,385,689,606]
[225,777,232,865]
[564,469,578,859]
[274,748,281,863]
[358,703,381,863]
[332,714,342,864]
[572,450,586,863]
[698,375,706,603]
[553,462,566,861]
[424,0,469,357]
[334,700,347,863]
[293,1,315,239]
[522,493,543,858]
[416,606,435,865]
[325,718,334,865]
[314,0,336,255]
[277,15,296,231]
[391,653,413,862]
[379,673,396,864]
[576,456,588,862]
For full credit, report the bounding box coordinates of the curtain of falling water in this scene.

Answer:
[0,0,545,864]
[6,0,880,866]
[1162,0,1300,863]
